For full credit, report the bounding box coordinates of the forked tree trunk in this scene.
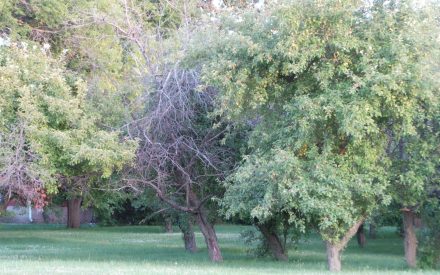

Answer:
[186,189,222,262]
[67,197,82,229]
[326,219,364,272]
[402,210,417,268]
[164,217,173,233]
[356,223,366,248]
[326,242,342,272]
[195,211,222,262]
[369,223,377,239]
[256,223,288,261]
[179,219,197,253]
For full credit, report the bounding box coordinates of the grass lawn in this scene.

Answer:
[0,224,437,275]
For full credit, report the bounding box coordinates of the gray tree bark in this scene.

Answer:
[195,211,222,262]
[164,217,173,233]
[326,219,364,272]
[326,242,342,272]
[178,215,197,253]
[402,210,417,268]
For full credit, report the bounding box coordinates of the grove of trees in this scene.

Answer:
[0,0,439,271]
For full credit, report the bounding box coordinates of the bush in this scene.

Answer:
[418,197,440,269]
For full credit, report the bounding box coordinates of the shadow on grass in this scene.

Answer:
[0,224,409,272]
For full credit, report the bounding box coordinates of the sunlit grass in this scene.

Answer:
[0,224,437,274]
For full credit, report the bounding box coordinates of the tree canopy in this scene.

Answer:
[193,0,440,270]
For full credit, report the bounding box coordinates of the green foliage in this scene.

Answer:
[42,205,64,223]
[0,42,57,194]
[195,0,440,245]
[240,228,272,257]
[0,42,136,196]
[419,195,440,269]
[240,220,302,259]
[85,187,128,226]
[368,203,403,234]
[377,1,440,211]
[0,0,78,49]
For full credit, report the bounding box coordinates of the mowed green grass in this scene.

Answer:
[0,224,437,275]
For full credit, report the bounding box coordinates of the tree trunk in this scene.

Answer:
[67,197,82,229]
[164,217,173,233]
[194,211,222,262]
[326,242,342,272]
[179,219,197,253]
[186,189,222,262]
[0,193,11,214]
[356,223,366,248]
[0,198,8,214]
[256,223,288,261]
[402,210,417,268]
[369,223,377,239]
[325,218,364,272]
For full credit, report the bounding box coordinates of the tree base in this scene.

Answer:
[402,210,418,268]
[67,198,82,229]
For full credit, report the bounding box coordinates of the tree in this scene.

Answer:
[193,0,439,270]
[0,0,72,43]
[125,66,234,262]
[369,1,440,268]
[0,120,49,213]
[221,152,305,261]
[0,40,56,213]
[81,0,237,261]
[0,0,142,226]
[0,41,136,228]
